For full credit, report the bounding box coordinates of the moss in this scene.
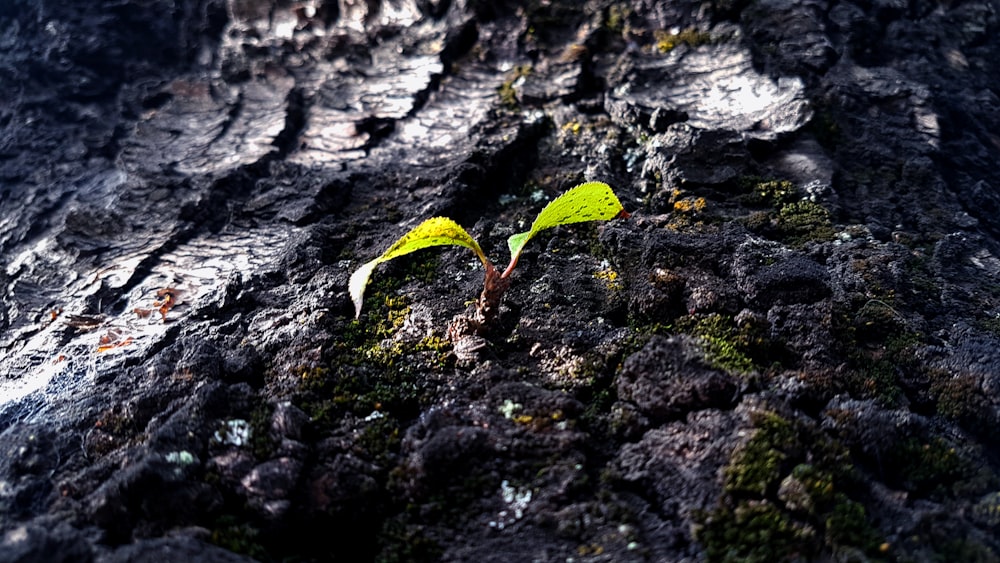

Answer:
[725,412,799,497]
[674,313,782,374]
[977,315,1000,338]
[654,28,711,53]
[738,177,800,207]
[932,539,999,563]
[735,178,836,247]
[605,4,630,34]
[887,437,972,499]
[358,414,403,466]
[971,492,1000,527]
[249,402,276,459]
[697,500,817,563]
[210,515,268,560]
[808,107,842,149]
[296,263,442,426]
[497,65,532,109]
[375,517,443,563]
[698,412,885,561]
[930,372,991,433]
[414,335,454,369]
[824,497,881,553]
[775,200,836,246]
[832,296,923,407]
[846,330,919,407]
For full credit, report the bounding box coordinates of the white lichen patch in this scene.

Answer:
[499,399,523,420]
[535,344,590,390]
[165,450,196,465]
[488,479,533,530]
[213,419,252,447]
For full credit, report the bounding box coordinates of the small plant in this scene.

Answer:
[350,181,629,331]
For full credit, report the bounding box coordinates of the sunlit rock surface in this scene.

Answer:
[2,0,1000,560]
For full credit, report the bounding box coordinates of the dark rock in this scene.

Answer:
[97,535,258,563]
[0,523,93,563]
[610,408,743,558]
[617,335,739,421]
[2,0,1000,560]
[732,239,831,307]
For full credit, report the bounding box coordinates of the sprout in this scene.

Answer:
[349,181,629,330]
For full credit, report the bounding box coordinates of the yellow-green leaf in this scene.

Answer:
[507,181,625,261]
[349,217,487,318]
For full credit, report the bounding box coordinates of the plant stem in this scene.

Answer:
[475,261,511,328]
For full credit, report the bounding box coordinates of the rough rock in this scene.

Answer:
[2,0,1000,560]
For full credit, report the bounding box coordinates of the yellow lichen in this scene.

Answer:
[561,120,582,135]
[673,197,707,214]
[593,267,623,291]
[654,28,711,53]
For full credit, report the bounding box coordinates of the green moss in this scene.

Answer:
[249,402,276,460]
[210,515,268,560]
[824,497,881,553]
[930,372,991,433]
[358,414,403,466]
[888,437,971,499]
[498,65,532,109]
[725,412,799,496]
[808,108,841,149]
[375,517,443,563]
[605,4,630,34]
[977,315,1000,338]
[698,412,885,561]
[735,177,836,247]
[654,28,711,53]
[674,313,785,374]
[932,539,998,563]
[739,177,800,207]
[296,269,439,425]
[775,200,836,246]
[697,500,816,563]
[831,297,924,407]
[846,330,920,407]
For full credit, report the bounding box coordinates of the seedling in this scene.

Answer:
[349,181,629,331]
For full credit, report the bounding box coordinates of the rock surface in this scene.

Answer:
[2,0,1000,561]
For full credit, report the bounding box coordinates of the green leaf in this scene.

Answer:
[349,217,488,318]
[506,181,625,262]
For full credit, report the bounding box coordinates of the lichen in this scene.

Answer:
[654,28,711,53]
[497,65,532,109]
[605,4,630,34]
[593,264,623,292]
[673,196,707,214]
